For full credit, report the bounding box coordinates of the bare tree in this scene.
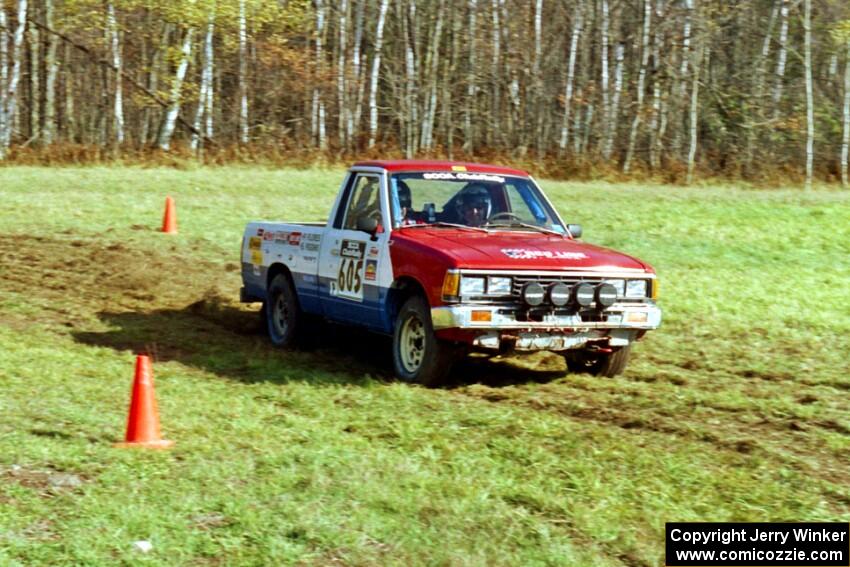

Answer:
[0,0,28,158]
[771,0,789,117]
[842,38,850,188]
[157,27,193,151]
[238,0,248,144]
[43,0,58,145]
[107,2,124,145]
[367,0,389,149]
[687,43,704,184]
[191,11,215,152]
[802,0,813,190]
[559,1,583,155]
[623,0,652,173]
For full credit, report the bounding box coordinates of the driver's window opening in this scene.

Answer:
[390,173,564,233]
[344,175,381,231]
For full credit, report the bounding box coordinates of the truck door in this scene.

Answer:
[318,172,389,329]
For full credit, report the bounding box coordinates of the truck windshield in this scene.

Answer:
[390,172,566,233]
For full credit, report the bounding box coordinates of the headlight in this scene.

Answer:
[604,279,625,297]
[626,280,648,298]
[521,282,545,306]
[487,276,512,295]
[460,276,486,296]
[595,283,618,308]
[573,282,595,307]
[549,283,571,306]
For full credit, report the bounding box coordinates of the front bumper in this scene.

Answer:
[431,302,661,352]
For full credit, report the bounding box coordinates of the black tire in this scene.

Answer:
[565,345,631,377]
[392,295,456,387]
[264,273,301,348]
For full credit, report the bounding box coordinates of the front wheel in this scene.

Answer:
[565,345,631,377]
[393,296,455,387]
[264,273,301,348]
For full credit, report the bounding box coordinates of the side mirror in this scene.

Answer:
[357,216,379,235]
[567,224,582,238]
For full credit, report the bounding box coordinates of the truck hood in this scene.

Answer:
[394,228,649,272]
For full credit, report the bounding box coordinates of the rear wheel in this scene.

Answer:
[393,296,455,386]
[565,345,631,377]
[264,273,301,348]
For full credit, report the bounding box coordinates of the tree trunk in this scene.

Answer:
[157,27,193,151]
[463,0,477,154]
[0,7,8,153]
[598,0,610,156]
[842,38,850,189]
[28,13,39,142]
[107,2,124,145]
[559,1,583,155]
[687,43,704,185]
[771,0,789,118]
[238,0,248,144]
[191,12,214,152]
[802,0,813,190]
[648,0,664,170]
[604,42,623,160]
[336,0,347,148]
[623,0,651,173]
[63,39,75,141]
[367,0,389,148]
[43,0,58,145]
[349,0,364,146]
[1,0,27,157]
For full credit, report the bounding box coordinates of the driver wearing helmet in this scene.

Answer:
[396,180,423,225]
[455,184,492,227]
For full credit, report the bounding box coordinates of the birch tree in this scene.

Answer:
[312,0,327,149]
[558,1,583,154]
[802,0,813,190]
[238,0,248,144]
[191,11,215,151]
[623,0,651,173]
[771,0,789,118]
[107,2,124,145]
[842,37,850,188]
[367,0,389,148]
[157,27,194,150]
[0,0,27,158]
[43,0,58,145]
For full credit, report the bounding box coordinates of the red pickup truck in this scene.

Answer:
[241,160,661,385]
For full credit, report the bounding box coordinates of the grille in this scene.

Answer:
[462,272,648,305]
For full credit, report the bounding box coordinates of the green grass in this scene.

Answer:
[0,166,848,566]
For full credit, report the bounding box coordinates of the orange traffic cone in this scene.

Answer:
[161,196,177,234]
[115,355,174,449]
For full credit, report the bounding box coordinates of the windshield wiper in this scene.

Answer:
[396,221,489,233]
[482,220,567,238]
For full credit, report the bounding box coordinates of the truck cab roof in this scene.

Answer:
[352,160,529,177]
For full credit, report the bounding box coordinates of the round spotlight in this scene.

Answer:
[573,282,595,307]
[549,283,570,307]
[522,282,545,306]
[595,283,618,308]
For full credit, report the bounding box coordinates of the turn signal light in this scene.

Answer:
[442,270,460,300]
[471,310,492,322]
[651,279,660,300]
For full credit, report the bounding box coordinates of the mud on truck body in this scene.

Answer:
[240,160,661,386]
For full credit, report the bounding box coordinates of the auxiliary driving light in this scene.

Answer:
[549,283,571,306]
[595,283,618,308]
[573,282,595,307]
[521,282,545,306]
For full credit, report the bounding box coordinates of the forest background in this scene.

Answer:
[1,0,850,186]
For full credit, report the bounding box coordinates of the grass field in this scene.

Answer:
[1,166,848,566]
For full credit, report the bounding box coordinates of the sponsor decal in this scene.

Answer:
[287,232,302,246]
[248,236,262,250]
[501,248,589,260]
[256,228,264,236]
[423,172,505,183]
[252,264,261,276]
[301,242,320,252]
[302,255,317,263]
[273,231,290,243]
[368,246,379,258]
[263,231,274,241]
[304,233,322,242]
[251,250,263,265]
[333,239,367,301]
[451,165,467,172]
[364,259,377,281]
[341,239,366,259]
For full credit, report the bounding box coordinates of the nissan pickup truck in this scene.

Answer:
[240,160,661,385]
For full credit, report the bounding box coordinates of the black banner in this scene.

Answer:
[666,523,849,566]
